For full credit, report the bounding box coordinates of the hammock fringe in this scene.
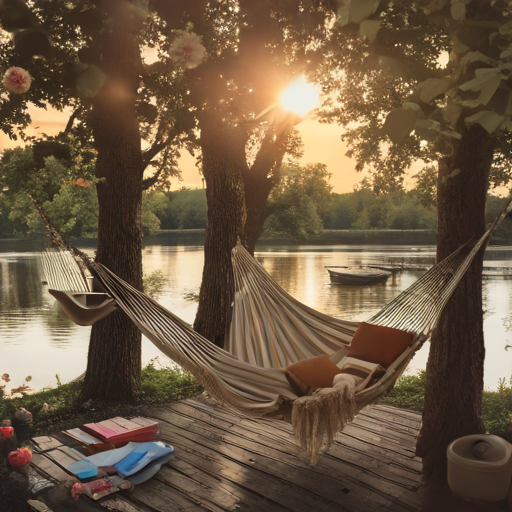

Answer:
[291,384,356,465]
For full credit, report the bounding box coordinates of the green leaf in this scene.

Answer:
[13,28,51,59]
[499,21,512,37]
[451,35,470,56]
[459,68,504,108]
[414,119,441,141]
[460,51,494,72]
[450,1,466,22]
[500,44,512,60]
[402,102,422,111]
[440,129,462,139]
[450,0,467,21]
[350,0,380,23]
[465,110,504,133]
[423,0,448,13]
[338,0,380,26]
[489,88,512,116]
[360,20,381,42]
[337,3,350,26]
[418,78,452,104]
[0,0,35,32]
[75,63,106,98]
[500,118,512,131]
[383,108,418,144]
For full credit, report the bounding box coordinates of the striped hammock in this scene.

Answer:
[39,203,511,462]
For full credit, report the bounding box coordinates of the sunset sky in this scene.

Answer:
[0,102,421,193]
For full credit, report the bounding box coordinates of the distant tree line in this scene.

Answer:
[1,150,509,240]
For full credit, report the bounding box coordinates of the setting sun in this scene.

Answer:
[280,77,319,117]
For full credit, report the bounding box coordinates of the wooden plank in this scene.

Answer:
[100,496,149,512]
[31,452,76,485]
[354,413,420,439]
[340,426,421,463]
[132,476,229,512]
[161,457,291,512]
[169,401,422,481]
[169,404,419,489]
[332,434,422,473]
[155,418,361,511]
[131,476,237,512]
[154,408,418,511]
[32,436,64,453]
[350,417,418,449]
[30,402,423,512]
[171,404,421,491]
[358,408,421,431]
[374,405,423,421]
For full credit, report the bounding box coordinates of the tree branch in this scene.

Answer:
[64,107,82,135]
[141,166,164,190]
[141,140,168,173]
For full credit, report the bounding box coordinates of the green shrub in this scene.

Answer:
[382,372,512,441]
[381,370,426,413]
[0,361,202,436]
[481,379,512,442]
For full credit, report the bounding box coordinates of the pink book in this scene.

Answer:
[80,417,158,444]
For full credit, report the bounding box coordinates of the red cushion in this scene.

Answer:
[286,355,342,396]
[348,322,414,368]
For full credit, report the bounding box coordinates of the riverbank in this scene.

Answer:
[4,225,512,247]
[2,367,511,442]
[0,363,202,437]
[147,228,440,246]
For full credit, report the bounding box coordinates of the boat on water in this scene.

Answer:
[327,267,392,286]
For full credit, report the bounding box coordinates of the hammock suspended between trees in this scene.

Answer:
[39,203,511,463]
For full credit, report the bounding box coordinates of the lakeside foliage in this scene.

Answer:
[2,148,511,241]
[0,361,202,436]
[381,371,512,442]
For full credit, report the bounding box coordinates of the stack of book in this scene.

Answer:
[64,417,159,449]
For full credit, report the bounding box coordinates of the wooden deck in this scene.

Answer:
[30,399,423,512]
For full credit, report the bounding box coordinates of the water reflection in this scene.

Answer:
[1,236,512,391]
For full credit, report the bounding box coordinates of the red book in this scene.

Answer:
[80,417,159,445]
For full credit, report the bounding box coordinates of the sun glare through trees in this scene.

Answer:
[280,76,319,118]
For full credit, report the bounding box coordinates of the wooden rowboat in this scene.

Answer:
[327,267,392,286]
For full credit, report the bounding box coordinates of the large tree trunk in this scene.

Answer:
[80,1,143,402]
[416,125,496,511]
[193,118,248,347]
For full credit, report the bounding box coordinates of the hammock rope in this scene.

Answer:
[38,200,512,463]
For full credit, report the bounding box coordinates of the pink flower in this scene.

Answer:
[71,483,83,501]
[3,67,32,94]
[170,31,207,70]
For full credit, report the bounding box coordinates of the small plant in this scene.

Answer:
[380,370,426,413]
[382,372,512,441]
[0,374,33,421]
[138,358,202,404]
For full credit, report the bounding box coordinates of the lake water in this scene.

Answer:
[2,233,512,393]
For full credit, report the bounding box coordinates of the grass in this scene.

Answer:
[0,359,202,436]
[381,371,512,442]
[3,364,512,445]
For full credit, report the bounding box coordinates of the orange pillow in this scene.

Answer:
[286,355,342,396]
[348,322,414,369]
